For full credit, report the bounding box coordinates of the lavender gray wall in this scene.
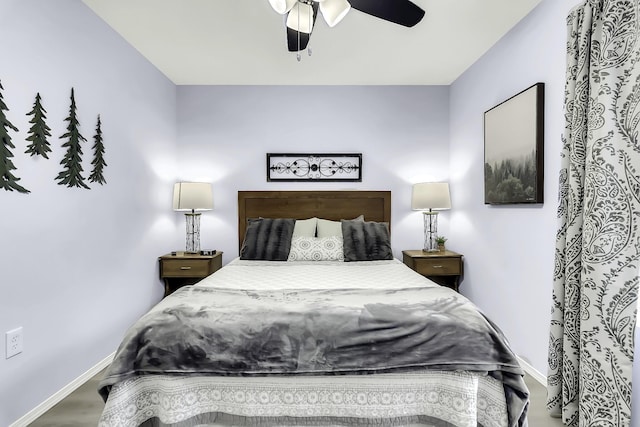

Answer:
[0,1,177,425]
[175,85,451,260]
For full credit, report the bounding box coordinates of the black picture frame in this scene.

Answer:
[267,153,362,182]
[484,82,545,204]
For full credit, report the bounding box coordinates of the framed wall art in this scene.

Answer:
[267,153,362,182]
[484,82,545,204]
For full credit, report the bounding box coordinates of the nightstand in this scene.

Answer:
[158,251,223,297]
[402,249,464,292]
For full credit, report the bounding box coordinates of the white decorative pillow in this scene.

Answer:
[316,219,341,238]
[287,236,344,261]
[293,217,318,237]
[317,215,364,238]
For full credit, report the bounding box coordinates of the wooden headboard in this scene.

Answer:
[238,191,391,249]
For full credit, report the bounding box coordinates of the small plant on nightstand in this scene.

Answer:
[435,236,447,251]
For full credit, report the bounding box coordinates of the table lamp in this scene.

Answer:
[411,182,451,252]
[173,182,213,253]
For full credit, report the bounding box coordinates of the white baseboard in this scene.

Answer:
[518,356,547,387]
[9,352,115,427]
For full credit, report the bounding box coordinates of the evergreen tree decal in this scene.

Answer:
[56,88,89,189]
[0,80,29,193]
[25,92,52,158]
[88,115,106,185]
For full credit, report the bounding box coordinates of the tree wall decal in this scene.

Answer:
[25,92,52,159]
[56,88,89,189]
[0,80,29,193]
[89,115,106,185]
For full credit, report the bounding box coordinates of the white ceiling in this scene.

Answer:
[81,0,542,85]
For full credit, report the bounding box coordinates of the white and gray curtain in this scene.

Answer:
[547,1,640,426]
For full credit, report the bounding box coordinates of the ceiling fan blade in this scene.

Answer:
[348,0,425,27]
[287,28,311,51]
[286,2,319,52]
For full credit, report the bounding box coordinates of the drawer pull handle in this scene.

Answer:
[180,266,192,270]
[432,265,443,268]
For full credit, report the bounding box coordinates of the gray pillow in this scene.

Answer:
[341,219,393,262]
[240,218,295,261]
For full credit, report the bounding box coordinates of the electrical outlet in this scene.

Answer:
[6,327,23,359]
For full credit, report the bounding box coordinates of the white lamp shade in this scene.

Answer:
[320,0,351,27]
[411,182,451,211]
[286,2,314,33]
[268,0,297,14]
[173,182,213,211]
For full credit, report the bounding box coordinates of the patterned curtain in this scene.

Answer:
[547,1,640,426]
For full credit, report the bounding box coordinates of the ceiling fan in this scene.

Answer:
[267,0,425,59]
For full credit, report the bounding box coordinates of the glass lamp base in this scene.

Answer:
[422,211,439,252]
[185,212,202,253]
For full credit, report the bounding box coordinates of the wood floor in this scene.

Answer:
[524,375,565,427]
[28,369,106,427]
[27,370,564,426]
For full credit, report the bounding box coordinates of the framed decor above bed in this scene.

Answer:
[484,82,545,205]
[267,153,362,182]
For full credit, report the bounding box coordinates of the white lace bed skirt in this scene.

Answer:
[99,371,508,427]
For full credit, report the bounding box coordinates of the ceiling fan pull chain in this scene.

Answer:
[296,1,302,61]
[307,2,312,57]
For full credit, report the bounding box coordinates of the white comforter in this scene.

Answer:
[99,259,518,427]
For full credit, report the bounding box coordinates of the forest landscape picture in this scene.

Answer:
[484,83,544,204]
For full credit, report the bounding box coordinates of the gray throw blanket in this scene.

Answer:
[99,285,528,426]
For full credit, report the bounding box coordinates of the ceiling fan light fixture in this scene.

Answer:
[268,0,297,14]
[320,0,351,27]
[286,2,314,33]
[276,0,425,61]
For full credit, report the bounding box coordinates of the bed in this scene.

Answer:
[98,191,529,427]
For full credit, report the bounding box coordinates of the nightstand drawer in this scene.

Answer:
[161,259,211,277]
[413,258,461,276]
